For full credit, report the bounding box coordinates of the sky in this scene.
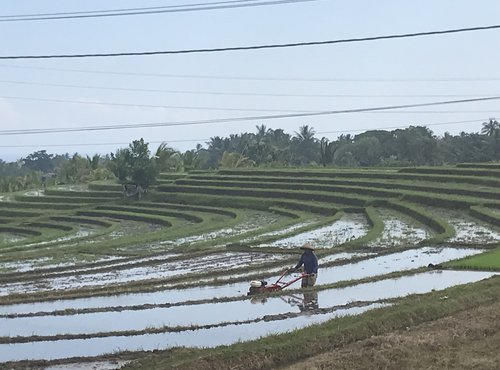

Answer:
[1,0,500,161]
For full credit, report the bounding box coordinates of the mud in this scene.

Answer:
[369,213,429,248]
[241,220,318,243]
[266,213,369,248]
[162,211,286,247]
[0,252,289,296]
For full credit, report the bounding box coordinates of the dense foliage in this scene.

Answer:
[1,120,499,190]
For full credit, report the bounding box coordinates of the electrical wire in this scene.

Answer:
[2,63,500,82]
[1,24,499,60]
[0,0,317,22]
[1,96,498,136]
[1,95,500,115]
[0,95,312,113]
[2,80,499,99]
[0,118,487,148]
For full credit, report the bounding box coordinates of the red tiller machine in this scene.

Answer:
[247,268,308,295]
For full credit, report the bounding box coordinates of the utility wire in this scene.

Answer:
[1,24,499,60]
[1,95,500,115]
[0,0,317,22]
[0,1,264,18]
[1,96,498,136]
[2,80,499,99]
[0,95,311,113]
[0,118,487,148]
[2,63,500,82]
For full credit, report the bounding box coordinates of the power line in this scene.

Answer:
[0,0,317,22]
[2,80,500,99]
[1,24,500,60]
[1,96,498,136]
[3,63,500,82]
[1,95,500,115]
[0,118,487,148]
[0,95,311,113]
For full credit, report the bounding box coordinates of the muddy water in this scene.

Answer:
[0,252,290,297]
[369,215,429,248]
[0,266,491,338]
[266,213,369,248]
[241,220,318,243]
[0,305,383,362]
[0,232,26,244]
[0,270,495,362]
[163,212,286,246]
[0,247,481,314]
[449,219,500,244]
[317,247,483,284]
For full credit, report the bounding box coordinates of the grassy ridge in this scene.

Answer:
[445,249,500,271]
[123,276,500,370]
[157,184,368,207]
[187,174,500,200]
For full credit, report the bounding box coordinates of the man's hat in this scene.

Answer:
[300,243,315,250]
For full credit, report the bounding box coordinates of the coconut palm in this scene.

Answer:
[294,125,316,142]
[481,118,500,137]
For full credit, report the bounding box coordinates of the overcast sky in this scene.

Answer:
[1,0,500,161]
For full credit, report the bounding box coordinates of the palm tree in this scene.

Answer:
[481,118,500,137]
[155,142,180,172]
[295,125,316,142]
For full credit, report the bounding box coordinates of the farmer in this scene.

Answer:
[293,243,318,288]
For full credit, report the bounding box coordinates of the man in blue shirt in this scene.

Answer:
[294,243,318,288]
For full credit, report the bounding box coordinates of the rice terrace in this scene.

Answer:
[2,162,500,369]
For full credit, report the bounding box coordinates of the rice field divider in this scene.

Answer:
[134,201,238,219]
[13,194,114,204]
[188,173,500,200]
[228,211,344,252]
[156,184,369,207]
[151,192,335,216]
[127,276,500,370]
[76,210,173,227]
[218,168,500,188]
[43,189,123,198]
[344,206,384,248]
[456,162,500,169]
[94,205,205,223]
[172,178,401,199]
[398,166,500,178]
[371,200,455,244]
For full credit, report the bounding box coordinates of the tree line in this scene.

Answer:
[1,119,499,191]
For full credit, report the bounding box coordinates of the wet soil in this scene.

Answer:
[369,209,429,248]
[267,213,369,248]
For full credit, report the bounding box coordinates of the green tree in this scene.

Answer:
[481,118,500,137]
[109,139,158,188]
[154,142,181,172]
[22,150,54,173]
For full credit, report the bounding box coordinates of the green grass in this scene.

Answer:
[122,276,500,370]
[445,248,500,271]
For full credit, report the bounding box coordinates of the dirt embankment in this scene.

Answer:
[286,299,500,370]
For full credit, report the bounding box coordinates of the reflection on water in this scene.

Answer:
[0,269,496,362]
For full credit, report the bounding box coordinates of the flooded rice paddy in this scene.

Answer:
[369,210,429,248]
[267,213,369,248]
[0,201,498,366]
[0,270,495,362]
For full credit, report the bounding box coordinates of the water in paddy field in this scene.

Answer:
[0,232,26,244]
[369,215,429,248]
[0,270,495,362]
[0,252,290,297]
[266,213,369,248]
[0,246,483,309]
